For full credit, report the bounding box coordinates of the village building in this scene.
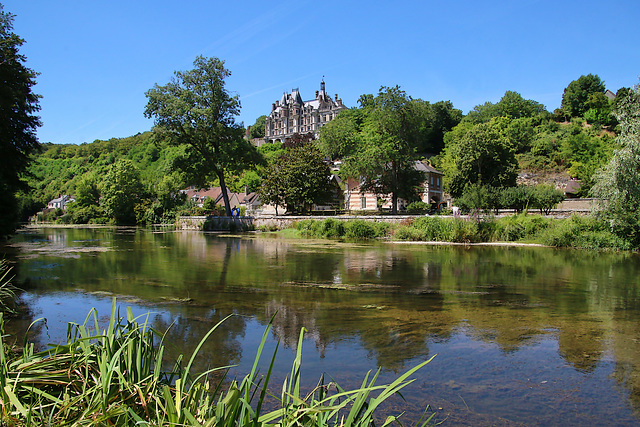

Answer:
[47,195,74,210]
[343,161,444,212]
[264,80,347,144]
[180,187,261,213]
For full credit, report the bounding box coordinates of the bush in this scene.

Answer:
[318,218,344,238]
[406,201,430,214]
[343,220,377,239]
[541,215,629,250]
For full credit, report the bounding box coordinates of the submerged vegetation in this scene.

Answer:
[0,300,434,426]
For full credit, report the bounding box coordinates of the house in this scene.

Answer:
[264,80,347,144]
[47,195,75,210]
[343,161,444,211]
[180,186,262,213]
[413,161,444,205]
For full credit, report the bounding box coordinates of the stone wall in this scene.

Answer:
[176,216,253,231]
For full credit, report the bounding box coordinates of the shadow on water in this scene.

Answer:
[3,227,640,425]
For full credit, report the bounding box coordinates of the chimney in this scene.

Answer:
[316,90,319,99]
[272,103,276,111]
[335,94,338,101]
[276,100,279,107]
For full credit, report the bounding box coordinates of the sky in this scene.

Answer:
[3,0,640,145]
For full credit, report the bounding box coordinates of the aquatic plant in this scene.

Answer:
[0,260,17,314]
[0,299,435,426]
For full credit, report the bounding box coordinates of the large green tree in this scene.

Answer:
[0,5,41,236]
[259,141,333,214]
[443,118,518,198]
[101,159,143,224]
[145,56,260,216]
[591,84,640,245]
[339,86,425,214]
[561,74,606,118]
[249,115,266,139]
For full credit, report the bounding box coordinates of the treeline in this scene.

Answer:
[17,73,630,229]
[20,132,274,225]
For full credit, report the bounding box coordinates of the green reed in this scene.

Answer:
[0,299,434,426]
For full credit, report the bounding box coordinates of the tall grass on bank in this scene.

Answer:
[393,214,631,250]
[295,219,390,240]
[1,299,434,426]
[0,259,18,314]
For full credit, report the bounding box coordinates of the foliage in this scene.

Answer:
[541,215,630,250]
[101,159,144,225]
[317,109,365,159]
[393,216,480,243]
[74,176,100,207]
[0,259,17,314]
[455,184,500,213]
[0,300,434,426]
[259,142,333,214]
[145,56,261,216]
[463,91,546,124]
[391,213,627,250]
[294,219,390,239]
[249,114,266,139]
[561,74,606,118]
[591,84,640,246]
[456,184,563,215]
[406,201,430,214]
[443,118,518,197]
[0,5,41,237]
[339,86,426,214]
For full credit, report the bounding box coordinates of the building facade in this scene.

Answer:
[343,161,445,211]
[264,80,347,143]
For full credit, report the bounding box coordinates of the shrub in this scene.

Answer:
[541,215,629,250]
[451,218,480,243]
[406,201,430,214]
[319,218,344,238]
[344,220,377,239]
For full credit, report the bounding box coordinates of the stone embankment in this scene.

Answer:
[176,199,596,231]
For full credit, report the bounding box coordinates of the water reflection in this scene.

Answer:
[3,228,640,424]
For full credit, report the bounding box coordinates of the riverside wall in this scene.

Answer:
[176,199,596,231]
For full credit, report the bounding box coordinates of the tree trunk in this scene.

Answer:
[218,170,232,216]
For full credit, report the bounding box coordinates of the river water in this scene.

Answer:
[3,227,640,426]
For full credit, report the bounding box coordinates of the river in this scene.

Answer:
[3,226,640,426]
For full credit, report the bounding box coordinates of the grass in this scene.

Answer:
[0,259,18,314]
[0,299,435,426]
[281,213,633,250]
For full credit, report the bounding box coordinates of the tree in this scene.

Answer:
[463,91,545,124]
[496,91,546,119]
[444,119,518,198]
[74,176,100,207]
[0,5,41,237]
[317,109,364,159]
[561,74,606,118]
[145,56,260,216]
[591,84,640,245]
[101,159,143,224]
[249,115,266,139]
[429,100,463,153]
[340,86,425,214]
[259,142,333,214]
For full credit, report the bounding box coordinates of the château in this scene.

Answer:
[264,80,347,143]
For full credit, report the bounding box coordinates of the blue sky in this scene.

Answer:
[4,0,640,145]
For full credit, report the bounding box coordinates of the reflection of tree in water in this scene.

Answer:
[611,314,640,417]
[556,321,604,372]
[151,307,246,375]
